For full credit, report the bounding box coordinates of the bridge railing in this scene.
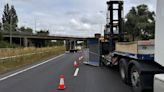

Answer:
[0,31,35,36]
[0,31,52,37]
[0,31,89,38]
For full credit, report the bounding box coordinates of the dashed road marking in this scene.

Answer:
[74,68,79,77]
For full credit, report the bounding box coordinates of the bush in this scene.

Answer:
[0,41,19,48]
[0,41,10,48]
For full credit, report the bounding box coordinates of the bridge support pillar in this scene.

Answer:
[74,40,77,50]
[66,40,70,51]
[65,39,77,52]
[24,37,28,47]
[70,40,76,50]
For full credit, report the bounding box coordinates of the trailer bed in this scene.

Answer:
[114,40,154,60]
[112,51,154,60]
[115,40,154,54]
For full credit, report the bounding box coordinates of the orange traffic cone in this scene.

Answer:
[58,75,66,90]
[73,61,78,68]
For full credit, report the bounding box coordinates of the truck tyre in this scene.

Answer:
[119,58,128,83]
[130,65,142,92]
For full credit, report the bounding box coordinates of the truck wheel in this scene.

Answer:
[130,65,142,92]
[119,58,128,83]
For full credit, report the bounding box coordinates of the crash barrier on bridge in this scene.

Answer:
[83,38,100,66]
[1,31,34,36]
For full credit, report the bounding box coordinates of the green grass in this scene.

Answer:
[0,46,65,74]
[0,41,20,48]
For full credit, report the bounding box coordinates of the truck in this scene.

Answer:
[98,0,164,92]
[66,40,78,53]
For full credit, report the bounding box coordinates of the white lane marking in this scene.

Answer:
[0,54,65,81]
[74,68,79,77]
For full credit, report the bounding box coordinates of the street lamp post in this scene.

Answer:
[9,0,13,46]
[9,12,12,46]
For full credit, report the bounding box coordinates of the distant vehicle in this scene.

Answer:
[92,0,164,92]
[69,49,78,53]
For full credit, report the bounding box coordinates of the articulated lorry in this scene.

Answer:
[99,0,164,92]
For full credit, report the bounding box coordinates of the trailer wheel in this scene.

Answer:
[119,58,128,83]
[130,65,142,92]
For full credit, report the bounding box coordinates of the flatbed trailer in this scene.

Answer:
[113,40,154,61]
[97,0,164,92]
[100,40,164,92]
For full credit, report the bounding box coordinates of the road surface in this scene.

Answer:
[0,52,132,92]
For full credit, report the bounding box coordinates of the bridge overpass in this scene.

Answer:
[1,31,87,40]
[1,31,90,51]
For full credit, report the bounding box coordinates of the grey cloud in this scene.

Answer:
[0,0,157,37]
[128,0,156,5]
[80,13,105,25]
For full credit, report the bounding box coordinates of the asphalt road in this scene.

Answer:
[0,52,133,92]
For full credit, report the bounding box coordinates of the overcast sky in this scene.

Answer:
[0,0,156,37]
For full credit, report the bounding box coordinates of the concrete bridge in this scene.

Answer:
[1,31,89,51]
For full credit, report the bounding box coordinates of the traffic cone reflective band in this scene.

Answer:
[74,61,78,68]
[81,56,83,59]
[79,56,83,61]
[58,75,66,90]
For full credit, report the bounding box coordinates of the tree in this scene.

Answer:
[37,30,49,36]
[2,4,18,32]
[20,26,26,32]
[2,4,10,31]
[124,4,155,40]
[124,7,138,41]
[20,26,33,33]
[25,27,33,33]
[10,5,18,31]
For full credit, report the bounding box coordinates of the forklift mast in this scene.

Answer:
[104,0,124,51]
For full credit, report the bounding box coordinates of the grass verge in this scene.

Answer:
[0,46,65,74]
